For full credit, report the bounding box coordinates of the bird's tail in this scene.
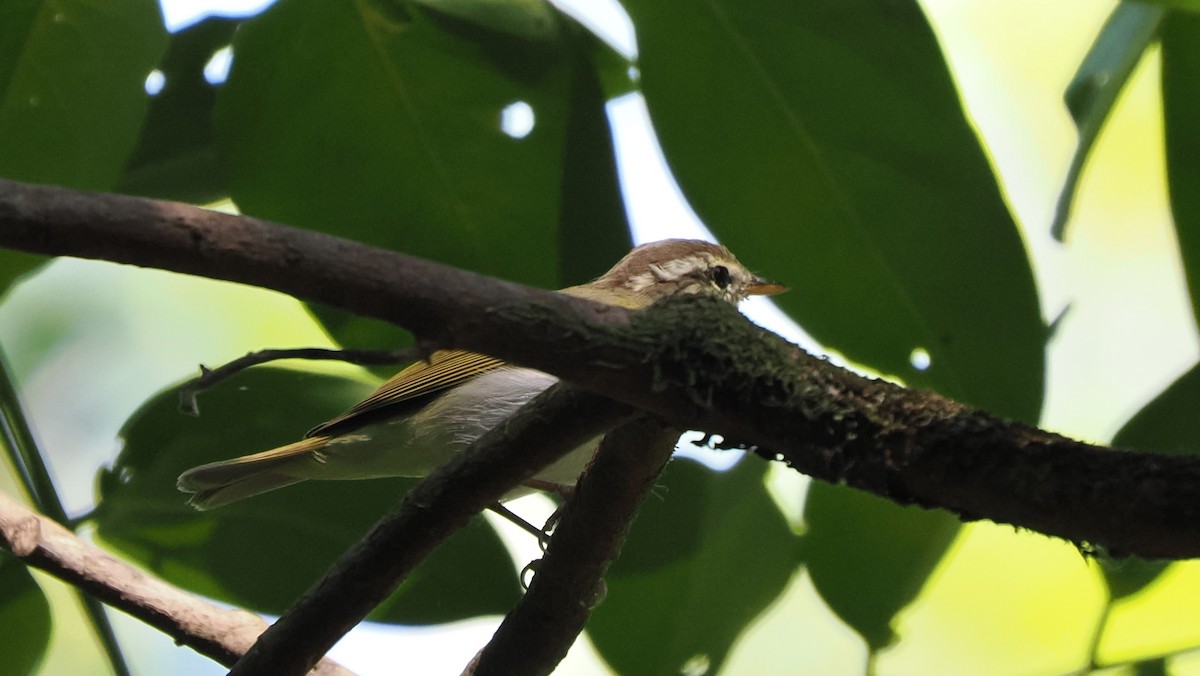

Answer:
[176,437,328,510]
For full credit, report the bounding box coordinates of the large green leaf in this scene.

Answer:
[586,458,801,676]
[94,367,520,624]
[0,0,167,189]
[115,17,239,202]
[622,0,1043,657]
[622,0,1043,423]
[1163,12,1200,327]
[555,25,633,286]
[1053,1,1165,241]
[216,0,587,348]
[802,482,958,652]
[1097,362,1200,597]
[0,555,51,676]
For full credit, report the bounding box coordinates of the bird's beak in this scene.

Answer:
[747,276,788,296]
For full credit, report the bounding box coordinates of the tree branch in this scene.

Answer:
[466,417,679,676]
[0,490,351,675]
[3,178,1200,558]
[229,385,633,676]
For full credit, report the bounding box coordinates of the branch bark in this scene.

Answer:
[229,385,633,676]
[0,490,351,675]
[2,178,1200,558]
[467,417,679,676]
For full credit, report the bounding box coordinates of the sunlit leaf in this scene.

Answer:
[1053,1,1165,240]
[94,367,520,624]
[0,0,167,189]
[0,555,51,675]
[802,483,958,651]
[587,458,801,675]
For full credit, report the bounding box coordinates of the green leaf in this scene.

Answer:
[587,459,801,676]
[1142,0,1200,11]
[0,0,168,190]
[1162,12,1200,327]
[1096,556,1168,601]
[0,555,51,676]
[216,0,579,347]
[0,249,44,299]
[410,0,559,42]
[802,482,959,651]
[1113,363,1200,457]
[95,366,520,624]
[115,17,239,203]
[623,0,1044,425]
[1053,1,1165,240]
[1097,362,1200,597]
[556,25,633,287]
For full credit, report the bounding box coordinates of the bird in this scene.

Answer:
[177,238,785,510]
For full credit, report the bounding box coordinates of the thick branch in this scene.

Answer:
[3,179,1200,558]
[0,491,350,675]
[467,417,679,676]
[229,386,633,676]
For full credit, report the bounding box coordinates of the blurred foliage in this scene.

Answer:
[0,555,51,675]
[95,367,521,624]
[588,459,801,675]
[1,0,1200,673]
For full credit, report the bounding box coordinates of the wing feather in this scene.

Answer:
[307,350,506,436]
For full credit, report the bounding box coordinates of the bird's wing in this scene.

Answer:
[306,350,507,437]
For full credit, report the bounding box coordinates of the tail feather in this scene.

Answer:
[177,437,328,510]
[186,473,306,510]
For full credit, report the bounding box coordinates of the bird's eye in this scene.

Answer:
[711,265,731,289]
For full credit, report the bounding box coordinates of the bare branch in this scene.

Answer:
[0,490,351,675]
[228,385,633,676]
[3,178,1200,558]
[467,417,679,676]
[178,346,417,415]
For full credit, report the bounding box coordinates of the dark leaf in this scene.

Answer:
[116,17,239,202]
[556,25,633,286]
[0,249,44,299]
[587,458,801,675]
[802,482,959,651]
[216,0,577,347]
[623,0,1044,424]
[1098,362,1200,598]
[0,555,51,676]
[1163,12,1200,326]
[94,366,519,624]
[1053,1,1165,240]
[0,0,167,189]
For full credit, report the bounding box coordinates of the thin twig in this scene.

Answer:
[466,418,679,676]
[179,346,418,415]
[0,491,352,675]
[228,385,633,676]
